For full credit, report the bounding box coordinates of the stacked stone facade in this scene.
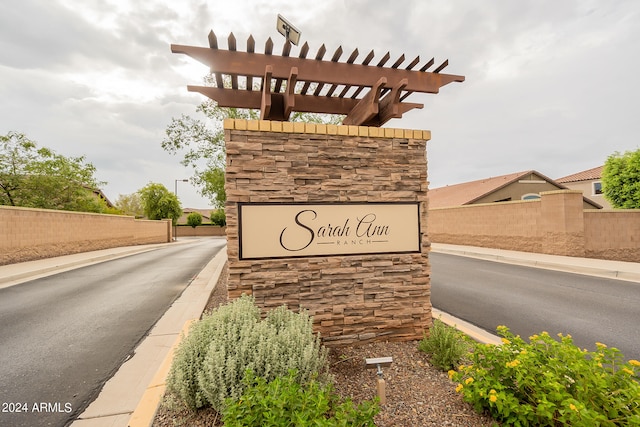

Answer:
[224,119,431,346]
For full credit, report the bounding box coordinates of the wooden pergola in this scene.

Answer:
[171,32,464,127]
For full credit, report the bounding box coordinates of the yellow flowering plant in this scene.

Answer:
[451,326,640,426]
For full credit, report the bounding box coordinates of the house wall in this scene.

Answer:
[429,190,640,261]
[224,119,431,346]
[562,180,612,209]
[0,205,172,265]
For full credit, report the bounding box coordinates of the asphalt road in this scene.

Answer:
[431,252,640,361]
[0,238,225,427]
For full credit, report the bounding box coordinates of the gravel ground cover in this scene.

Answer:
[152,263,496,426]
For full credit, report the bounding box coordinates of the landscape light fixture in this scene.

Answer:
[365,356,393,405]
[276,14,301,46]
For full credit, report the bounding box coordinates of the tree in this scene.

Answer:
[138,183,182,223]
[186,212,203,228]
[0,131,108,212]
[602,149,640,209]
[162,77,343,208]
[115,192,144,217]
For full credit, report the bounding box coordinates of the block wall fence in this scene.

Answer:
[0,205,172,265]
[429,190,640,262]
[223,119,432,346]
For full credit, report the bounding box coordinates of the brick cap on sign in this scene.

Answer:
[224,119,431,141]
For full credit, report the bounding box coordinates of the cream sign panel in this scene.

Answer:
[238,203,421,259]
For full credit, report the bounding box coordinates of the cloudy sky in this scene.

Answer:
[2,0,639,208]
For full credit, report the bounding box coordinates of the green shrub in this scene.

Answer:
[210,209,226,226]
[166,295,329,412]
[418,318,469,371]
[222,370,379,427]
[186,212,203,228]
[166,294,260,409]
[451,325,640,426]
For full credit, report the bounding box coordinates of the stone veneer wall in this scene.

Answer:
[224,119,431,346]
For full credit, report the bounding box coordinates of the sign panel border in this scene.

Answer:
[238,201,422,260]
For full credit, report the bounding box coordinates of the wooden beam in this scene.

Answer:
[171,44,465,95]
[378,78,408,124]
[188,85,360,114]
[261,65,273,120]
[284,67,298,119]
[342,77,386,125]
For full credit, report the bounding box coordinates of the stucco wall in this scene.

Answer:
[584,210,640,261]
[0,205,172,265]
[429,190,640,262]
[224,119,431,346]
[175,225,226,237]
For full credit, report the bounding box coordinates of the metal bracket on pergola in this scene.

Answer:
[171,31,465,127]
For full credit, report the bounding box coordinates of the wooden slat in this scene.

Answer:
[406,55,420,70]
[362,50,375,65]
[376,51,390,67]
[208,30,218,49]
[337,48,360,97]
[433,59,448,73]
[228,33,238,90]
[247,35,255,91]
[207,31,223,88]
[315,44,327,60]
[265,37,273,55]
[299,42,309,58]
[274,41,292,93]
[315,46,343,96]
[391,54,405,69]
[420,58,435,72]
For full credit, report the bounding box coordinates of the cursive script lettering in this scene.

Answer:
[279,210,390,252]
[356,213,390,237]
[279,210,316,251]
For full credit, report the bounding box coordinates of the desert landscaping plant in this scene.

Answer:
[451,325,640,426]
[418,318,469,371]
[166,295,329,412]
[222,370,379,427]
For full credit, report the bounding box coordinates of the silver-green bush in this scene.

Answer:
[166,295,329,412]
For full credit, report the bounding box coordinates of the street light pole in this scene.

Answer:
[174,179,188,241]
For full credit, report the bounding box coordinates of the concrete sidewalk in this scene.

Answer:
[431,243,640,283]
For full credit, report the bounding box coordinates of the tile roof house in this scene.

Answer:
[556,166,612,209]
[429,170,602,209]
[177,208,213,225]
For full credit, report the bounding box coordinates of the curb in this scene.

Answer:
[432,308,502,345]
[128,321,194,427]
[125,251,227,427]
